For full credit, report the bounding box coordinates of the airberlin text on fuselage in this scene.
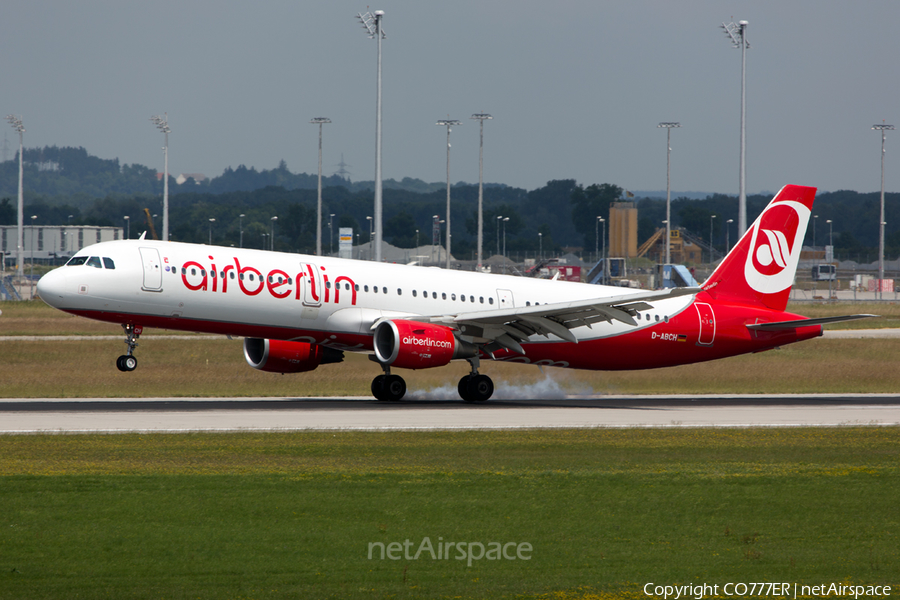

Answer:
[178,255,357,305]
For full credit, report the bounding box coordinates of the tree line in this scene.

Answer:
[1,147,898,261]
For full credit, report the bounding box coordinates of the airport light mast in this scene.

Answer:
[721,19,750,237]
[5,115,24,278]
[311,117,331,256]
[471,113,492,271]
[437,119,461,269]
[658,122,680,265]
[872,122,894,300]
[356,9,385,262]
[150,113,171,241]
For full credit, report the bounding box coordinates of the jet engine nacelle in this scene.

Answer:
[373,319,476,370]
[243,338,343,373]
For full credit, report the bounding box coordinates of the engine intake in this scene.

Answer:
[373,320,476,370]
[243,338,343,373]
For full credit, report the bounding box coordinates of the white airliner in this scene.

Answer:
[36,185,871,401]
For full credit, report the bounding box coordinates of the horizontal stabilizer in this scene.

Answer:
[746,314,878,331]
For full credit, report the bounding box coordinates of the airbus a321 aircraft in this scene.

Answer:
[37,185,871,402]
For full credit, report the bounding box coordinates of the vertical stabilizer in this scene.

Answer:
[701,185,816,311]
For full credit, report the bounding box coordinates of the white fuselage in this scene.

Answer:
[37,239,692,353]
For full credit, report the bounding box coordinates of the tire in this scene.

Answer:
[458,375,474,402]
[371,375,387,401]
[383,375,407,401]
[466,374,494,402]
[116,355,137,372]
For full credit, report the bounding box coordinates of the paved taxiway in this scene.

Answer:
[1,395,898,433]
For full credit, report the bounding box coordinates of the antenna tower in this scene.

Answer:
[334,153,352,180]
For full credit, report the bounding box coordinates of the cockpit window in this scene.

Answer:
[102,257,116,269]
[66,256,88,266]
[86,256,102,269]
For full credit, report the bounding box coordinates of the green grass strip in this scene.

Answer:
[1,429,898,599]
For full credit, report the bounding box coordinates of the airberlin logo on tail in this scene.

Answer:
[743,199,810,294]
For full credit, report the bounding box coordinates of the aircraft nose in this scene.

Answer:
[36,268,68,307]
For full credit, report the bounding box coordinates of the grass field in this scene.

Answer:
[2,303,899,598]
[0,428,898,599]
[2,299,900,397]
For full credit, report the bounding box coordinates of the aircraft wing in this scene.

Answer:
[426,286,701,355]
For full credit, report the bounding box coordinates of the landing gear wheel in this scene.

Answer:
[372,374,406,401]
[458,375,475,402]
[466,374,494,402]
[371,375,387,400]
[116,355,137,372]
[382,374,407,401]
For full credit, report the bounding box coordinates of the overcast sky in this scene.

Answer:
[2,1,898,195]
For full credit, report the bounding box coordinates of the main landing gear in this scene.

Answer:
[370,357,495,403]
[116,323,142,372]
[371,365,407,402]
[458,357,494,403]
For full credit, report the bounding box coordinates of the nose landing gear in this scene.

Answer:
[116,324,142,372]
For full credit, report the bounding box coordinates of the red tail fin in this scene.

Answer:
[701,185,816,311]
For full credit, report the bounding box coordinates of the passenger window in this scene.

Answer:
[479,297,484,304]
[461,295,466,302]
[182,267,187,275]
[326,281,331,289]
[201,270,206,277]
[102,257,115,269]
[413,290,417,297]
[249,274,255,282]
[397,288,402,295]
[451,294,456,301]
[442,293,447,300]
[655,315,660,322]
[470,296,475,303]
[191,268,197,276]
[374,286,378,293]
[230,272,235,279]
[432,292,437,299]
[526,301,531,307]
[365,285,369,292]
[355,284,359,291]
[383,287,387,294]
[87,256,102,268]
[66,256,88,266]
[489,298,494,305]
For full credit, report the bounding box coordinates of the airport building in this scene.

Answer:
[1,225,124,265]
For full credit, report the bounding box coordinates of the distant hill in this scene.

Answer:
[0,146,487,202]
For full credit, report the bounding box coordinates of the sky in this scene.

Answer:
[1,1,899,195]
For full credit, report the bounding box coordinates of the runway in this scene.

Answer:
[1,395,899,433]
